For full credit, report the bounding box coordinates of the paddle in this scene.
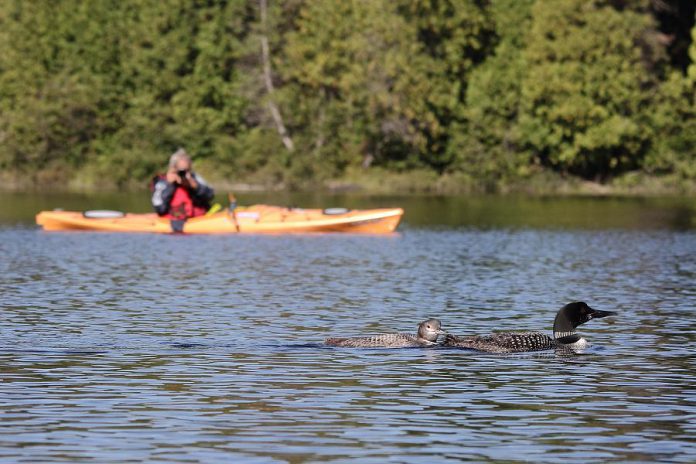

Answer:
[228,193,240,232]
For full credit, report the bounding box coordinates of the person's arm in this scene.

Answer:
[190,172,215,202]
[151,178,176,216]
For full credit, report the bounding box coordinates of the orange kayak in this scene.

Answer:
[35,205,403,234]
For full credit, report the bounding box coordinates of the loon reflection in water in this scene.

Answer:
[443,302,616,353]
[325,319,445,348]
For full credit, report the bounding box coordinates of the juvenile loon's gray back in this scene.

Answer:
[325,319,445,348]
[442,302,616,353]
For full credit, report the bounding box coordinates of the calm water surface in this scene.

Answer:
[1,192,695,462]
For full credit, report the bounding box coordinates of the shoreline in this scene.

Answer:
[1,169,694,198]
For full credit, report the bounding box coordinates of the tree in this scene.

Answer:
[102,0,250,182]
[689,15,696,84]
[645,14,696,180]
[279,0,439,179]
[0,1,114,175]
[0,0,693,190]
[448,0,535,186]
[0,0,254,184]
[397,0,496,171]
[516,0,662,180]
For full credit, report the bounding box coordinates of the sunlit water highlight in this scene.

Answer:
[1,193,695,462]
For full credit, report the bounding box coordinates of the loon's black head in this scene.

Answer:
[553,302,616,339]
[417,318,446,342]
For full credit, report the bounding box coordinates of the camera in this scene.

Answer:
[177,169,188,178]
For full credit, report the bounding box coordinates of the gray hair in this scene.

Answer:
[169,148,191,168]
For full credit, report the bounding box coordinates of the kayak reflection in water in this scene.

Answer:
[151,148,215,220]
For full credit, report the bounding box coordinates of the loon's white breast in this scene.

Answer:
[563,337,588,351]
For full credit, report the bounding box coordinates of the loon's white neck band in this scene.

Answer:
[553,330,576,340]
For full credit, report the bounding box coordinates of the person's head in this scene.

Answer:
[169,148,192,173]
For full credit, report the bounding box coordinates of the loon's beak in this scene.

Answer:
[436,329,447,335]
[590,309,617,319]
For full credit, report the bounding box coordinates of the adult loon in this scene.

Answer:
[325,319,445,348]
[442,302,616,353]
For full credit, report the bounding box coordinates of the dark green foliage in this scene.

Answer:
[516,0,661,180]
[397,0,497,171]
[280,0,441,176]
[451,0,535,188]
[0,0,249,185]
[0,0,693,190]
[645,74,696,179]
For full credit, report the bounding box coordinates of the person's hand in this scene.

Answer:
[166,170,180,184]
[183,171,198,190]
[166,168,198,189]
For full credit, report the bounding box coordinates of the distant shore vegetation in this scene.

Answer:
[0,0,695,194]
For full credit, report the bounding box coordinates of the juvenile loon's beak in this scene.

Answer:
[590,309,617,319]
[436,329,447,335]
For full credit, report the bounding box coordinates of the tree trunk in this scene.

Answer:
[259,0,294,152]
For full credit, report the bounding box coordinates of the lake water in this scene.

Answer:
[1,192,695,462]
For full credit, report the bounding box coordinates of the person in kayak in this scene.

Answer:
[151,148,215,220]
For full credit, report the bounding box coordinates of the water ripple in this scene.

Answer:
[1,227,695,462]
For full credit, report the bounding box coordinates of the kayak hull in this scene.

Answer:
[36,205,403,235]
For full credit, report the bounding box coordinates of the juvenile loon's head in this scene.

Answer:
[553,302,616,341]
[417,318,446,342]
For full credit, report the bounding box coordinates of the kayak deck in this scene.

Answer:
[36,205,404,234]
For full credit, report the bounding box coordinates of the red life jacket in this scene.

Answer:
[153,175,208,219]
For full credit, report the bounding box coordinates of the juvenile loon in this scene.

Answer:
[325,319,445,348]
[442,302,616,353]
